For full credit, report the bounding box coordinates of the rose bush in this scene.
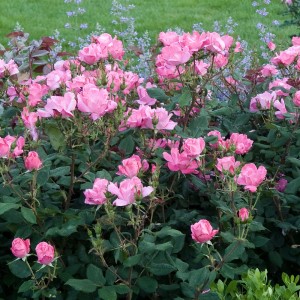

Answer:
[0,29,299,299]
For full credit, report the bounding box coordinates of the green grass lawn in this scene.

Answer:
[0,0,297,50]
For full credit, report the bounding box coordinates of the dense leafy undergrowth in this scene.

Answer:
[0,28,300,299]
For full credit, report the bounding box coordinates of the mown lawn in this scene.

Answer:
[0,0,297,49]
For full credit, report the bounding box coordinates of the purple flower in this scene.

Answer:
[66,11,76,17]
[276,178,288,193]
[256,8,268,16]
[80,23,88,29]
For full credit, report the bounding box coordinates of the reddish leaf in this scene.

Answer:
[40,36,59,50]
[6,31,24,38]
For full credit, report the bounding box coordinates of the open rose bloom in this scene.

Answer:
[236,163,267,192]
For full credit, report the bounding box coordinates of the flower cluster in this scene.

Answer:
[11,238,55,265]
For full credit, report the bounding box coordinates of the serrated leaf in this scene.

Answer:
[149,263,176,275]
[44,124,66,151]
[223,241,245,263]
[21,207,36,224]
[36,169,49,186]
[178,88,192,108]
[147,88,169,101]
[119,135,134,155]
[87,264,106,285]
[96,170,112,181]
[50,166,70,177]
[65,279,97,293]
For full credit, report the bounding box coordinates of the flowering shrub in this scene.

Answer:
[0,28,299,299]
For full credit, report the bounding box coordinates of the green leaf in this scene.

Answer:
[87,264,106,286]
[155,241,173,251]
[249,221,266,232]
[188,267,210,289]
[188,109,209,137]
[98,286,117,300]
[50,166,70,177]
[223,241,245,263]
[18,280,35,293]
[269,251,283,268]
[21,207,37,224]
[0,203,20,215]
[220,232,236,243]
[119,135,135,155]
[36,169,49,186]
[44,124,66,151]
[123,254,142,267]
[286,177,300,194]
[96,170,112,181]
[137,276,158,293]
[286,157,300,168]
[149,263,176,275]
[178,88,192,108]
[147,88,169,101]
[65,279,97,293]
[156,226,185,253]
[253,236,269,247]
[9,260,31,278]
[114,285,131,294]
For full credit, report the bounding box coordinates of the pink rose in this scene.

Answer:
[38,92,76,118]
[194,60,209,76]
[158,31,180,46]
[207,130,226,149]
[28,83,49,107]
[250,91,277,112]
[292,36,300,46]
[163,148,199,174]
[35,242,55,265]
[108,176,153,206]
[182,138,205,158]
[293,91,300,107]
[267,41,276,51]
[12,136,25,158]
[236,163,267,192]
[161,44,191,66]
[24,151,42,171]
[136,83,157,106]
[260,64,278,77]
[229,133,253,155]
[238,208,249,222]
[234,42,242,53]
[78,43,102,64]
[84,178,109,205]
[11,238,30,259]
[214,54,229,68]
[216,156,240,174]
[191,219,219,243]
[0,135,16,158]
[117,154,149,178]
